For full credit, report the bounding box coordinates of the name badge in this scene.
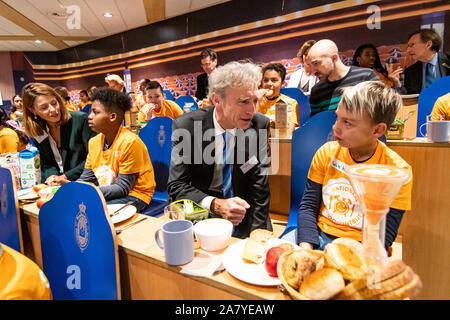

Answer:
[331,158,348,174]
[240,155,258,174]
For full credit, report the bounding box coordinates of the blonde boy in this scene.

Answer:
[297,81,412,251]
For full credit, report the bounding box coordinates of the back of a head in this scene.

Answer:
[105,74,124,86]
[91,88,131,120]
[208,61,262,98]
[340,81,402,127]
[54,86,70,101]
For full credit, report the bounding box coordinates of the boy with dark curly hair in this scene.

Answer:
[77,88,155,212]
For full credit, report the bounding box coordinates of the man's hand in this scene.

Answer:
[45,174,69,186]
[211,197,250,226]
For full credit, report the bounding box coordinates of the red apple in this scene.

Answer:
[264,246,286,277]
[36,198,50,209]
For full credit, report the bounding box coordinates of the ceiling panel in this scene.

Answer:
[0,0,232,52]
[115,0,148,29]
[3,0,68,36]
[0,16,33,35]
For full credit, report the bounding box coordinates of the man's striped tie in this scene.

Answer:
[222,131,234,199]
[424,62,437,89]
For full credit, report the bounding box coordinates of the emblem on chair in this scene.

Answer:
[158,125,165,147]
[1,183,7,218]
[75,203,90,252]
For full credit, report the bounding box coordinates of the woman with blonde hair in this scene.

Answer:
[287,40,320,95]
[22,83,97,186]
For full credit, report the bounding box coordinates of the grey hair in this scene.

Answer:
[340,81,402,126]
[208,60,262,98]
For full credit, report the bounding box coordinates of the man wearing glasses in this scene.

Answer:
[195,48,218,101]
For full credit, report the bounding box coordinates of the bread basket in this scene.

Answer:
[277,249,324,300]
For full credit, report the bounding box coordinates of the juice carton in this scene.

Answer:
[18,147,41,188]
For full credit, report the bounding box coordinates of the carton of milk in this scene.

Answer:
[19,147,41,188]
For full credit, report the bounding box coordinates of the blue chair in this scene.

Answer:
[0,167,23,253]
[81,103,92,114]
[39,182,120,300]
[416,76,450,137]
[163,90,174,101]
[279,111,337,243]
[139,117,173,216]
[280,87,311,125]
[175,95,198,113]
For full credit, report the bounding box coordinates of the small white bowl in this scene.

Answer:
[193,218,233,251]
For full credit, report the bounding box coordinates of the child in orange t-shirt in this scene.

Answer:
[77,88,156,212]
[0,243,52,300]
[297,81,412,251]
[138,81,183,123]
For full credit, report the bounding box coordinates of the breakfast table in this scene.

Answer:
[19,201,290,300]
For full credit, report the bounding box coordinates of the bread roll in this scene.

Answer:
[299,268,345,300]
[249,229,273,245]
[283,250,319,290]
[277,250,323,300]
[373,274,422,300]
[324,238,367,281]
[337,260,422,300]
[337,259,406,299]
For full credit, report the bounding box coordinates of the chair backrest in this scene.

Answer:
[281,111,337,239]
[0,167,23,253]
[280,87,311,125]
[163,90,174,101]
[175,95,198,113]
[39,182,120,300]
[417,76,450,137]
[139,117,173,202]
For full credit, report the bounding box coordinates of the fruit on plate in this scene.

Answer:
[36,198,50,209]
[32,184,47,194]
[265,246,286,277]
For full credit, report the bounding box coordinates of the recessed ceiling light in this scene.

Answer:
[103,12,113,18]
[35,40,42,44]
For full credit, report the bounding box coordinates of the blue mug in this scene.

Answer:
[155,219,194,265]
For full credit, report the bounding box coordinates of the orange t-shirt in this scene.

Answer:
[0,243,52,300]
[138,100,183,123]
[85,126,156,204]
[307,141,412,241]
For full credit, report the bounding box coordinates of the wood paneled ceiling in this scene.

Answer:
[0,0,229,51]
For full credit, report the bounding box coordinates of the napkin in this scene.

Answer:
[180,249,223,277]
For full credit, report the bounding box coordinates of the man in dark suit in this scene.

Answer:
[168,61,272,238]
[403,29,450,94]
[194,48,218,101]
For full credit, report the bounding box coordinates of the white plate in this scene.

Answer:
[107,204,137,224]
[17,189,39,201]
[222,237,298,286]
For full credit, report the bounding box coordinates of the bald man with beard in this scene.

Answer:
[306,39,379,116]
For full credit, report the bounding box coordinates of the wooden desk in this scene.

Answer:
[268,137,450,299]
[20,204,289,300]
[388,138,450,300]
